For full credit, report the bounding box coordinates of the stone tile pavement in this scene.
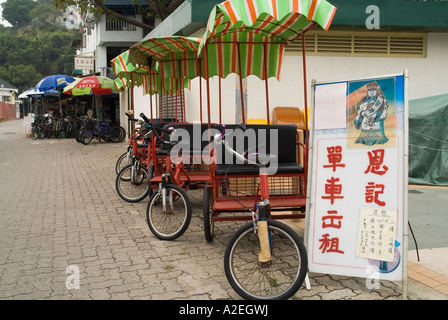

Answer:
[0,119,446,301]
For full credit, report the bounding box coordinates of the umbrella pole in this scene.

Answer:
[131,74,135,118]
[199,63,203,123]
[302,35,309,145]
[177,61,181,122]
[237,43,246,124]
[219,78,222,124]
[59,92,62,117]
[180,77,185,123]
[149,73,153,123]
[204,44,211,126]
[157,92,161,122]
[263,43,270,124]
[182,85,185,122]
[175,83,178,122]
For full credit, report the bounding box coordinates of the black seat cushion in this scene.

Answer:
[161,123,223,154]
[215,124,300,174]
[216,162,303,176]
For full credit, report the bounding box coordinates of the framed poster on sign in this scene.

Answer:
[305,72,409,289]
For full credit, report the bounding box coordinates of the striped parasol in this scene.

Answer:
[129,36,204,94]
[111,50,163,94]
[112,49,149,76]
[199,0,337,80]
[63,75,122,96]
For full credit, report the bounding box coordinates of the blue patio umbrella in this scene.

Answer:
[24,87,61,97]
[34,74,76,92]
[18,88,36,99]
[25,88,45,98]
[33,75,75,116]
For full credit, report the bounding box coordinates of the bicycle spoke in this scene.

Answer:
[146,185,192,240]
[225,221,307,300]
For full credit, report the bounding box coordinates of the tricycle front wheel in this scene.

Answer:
[224,219,308,300]
[146,184,192,241]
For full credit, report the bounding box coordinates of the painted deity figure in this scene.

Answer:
[354,82,389,146]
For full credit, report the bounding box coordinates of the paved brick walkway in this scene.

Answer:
[0,119,446,301]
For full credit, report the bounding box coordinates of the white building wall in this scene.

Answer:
[247,32,448,122]
[77,18,98,75]
[95,46,108,75]
[79,14,144,76]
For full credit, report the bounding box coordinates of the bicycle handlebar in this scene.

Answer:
[139,113,150,124]
[214,124,265,167]
[138,113,178,147]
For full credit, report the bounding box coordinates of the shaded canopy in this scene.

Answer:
[199,0,337,80]
[34,74,76,92]
[128,36,204,94]
[111,50,154,91]
[63,75,122,96]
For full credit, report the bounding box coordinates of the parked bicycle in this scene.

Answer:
[115,113,153,175]
[77,118,126,145]
[213,124,308,300]
[31,115,81,140]
[31,115,45,140]
[115,113,178,204]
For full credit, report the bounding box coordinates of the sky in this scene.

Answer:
[0,0,12,27]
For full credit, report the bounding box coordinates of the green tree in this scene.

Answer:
[35,30,75,75]
[58,45,76,75]
[1,0,38,29]
[0,64,42,92]
[0,32,17,66]
[30,0,64,27]
[0,25,77,92]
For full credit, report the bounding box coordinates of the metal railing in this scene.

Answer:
[105,15,137,31]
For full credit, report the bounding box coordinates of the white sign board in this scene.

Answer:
[305,73,408,282]
[74,56,94,71]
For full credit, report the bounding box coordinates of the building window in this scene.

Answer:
[287,31,427,58]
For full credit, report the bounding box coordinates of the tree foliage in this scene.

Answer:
[0,2,78,93]
[30,0,64,27]
[1,0,37,29]
[0,0,186,93]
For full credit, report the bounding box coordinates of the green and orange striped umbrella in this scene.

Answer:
[111,50,150,89]
[128,36,204,94]
[199,0,337,80]
[111,49,164,95]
